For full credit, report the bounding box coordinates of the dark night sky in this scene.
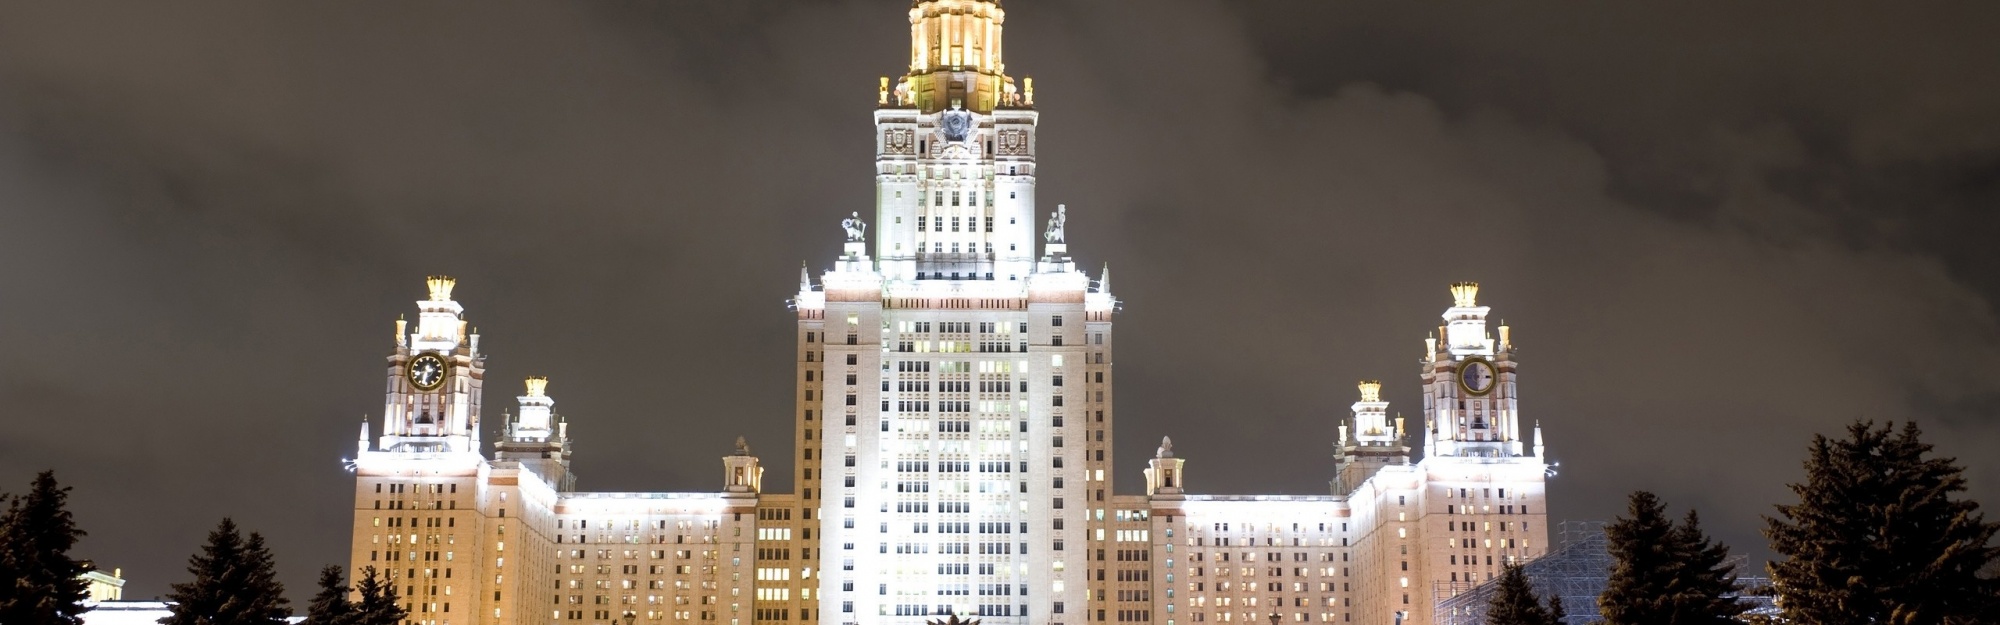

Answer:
[3,0,1998,601]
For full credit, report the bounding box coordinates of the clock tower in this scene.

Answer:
[349,276,494,625]
[375,276,486,454]
[1421,282,1526,459]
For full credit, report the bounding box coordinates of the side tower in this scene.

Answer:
[494,376,575,491]
[349,277,491,625]
[1406,282,1551,624]
[1333,380,1410,494]
[797,3,1112,625]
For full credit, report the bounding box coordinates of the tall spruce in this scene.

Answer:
[1487,563,1561,625]
[301,566,354,625]
[350,566,408,625]
[160,518,292,625]
[1668,510,1749,621]
[1599,491,1746,625]
[0,471,93,625]
[1765,421,2000,625]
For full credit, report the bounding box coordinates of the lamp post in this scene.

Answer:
[1270,612,1280,625]
[622,611,636,625]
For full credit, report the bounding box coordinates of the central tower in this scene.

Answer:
[796,3,1111,625]
[873,0,1038,284]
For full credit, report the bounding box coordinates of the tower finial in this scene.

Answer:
[426,276,457,301]
[1449,281,1479,307]
[735,436,751,456]
[1157,436,1174,458]
[1099,262,1111,292]
[525,376,548,397]
[1358,380,1382,403]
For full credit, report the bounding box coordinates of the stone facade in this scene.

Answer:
[346,3,1552,625]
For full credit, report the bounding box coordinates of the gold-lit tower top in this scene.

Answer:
[1450,281,1480,308]
[1357,380,1382,403]
[426,276,457,301]
[893,0,1022,113]
[524,376,549,397]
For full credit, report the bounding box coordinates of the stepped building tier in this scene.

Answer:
[344,3,1553,624]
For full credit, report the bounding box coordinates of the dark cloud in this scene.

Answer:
[0,0,1995,599]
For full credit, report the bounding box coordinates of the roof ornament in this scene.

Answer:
[1450,281,1480,307]
[1358,380,1382,402]
[841,212,867,243]
[1157,436,1174,458]
[734,436,751,456]
[426,275,456,301]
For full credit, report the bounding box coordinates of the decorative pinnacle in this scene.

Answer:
[1157,436,1174,458]
[1358,380,1382,402]
[734,436,751,456]
[1450,281,1480,307]
[426,276,457,301]
[524,376,549,397]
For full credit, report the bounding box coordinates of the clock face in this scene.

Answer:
[1459,358,1496,396]
[408,353,447,391]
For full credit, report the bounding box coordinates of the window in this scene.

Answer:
[847,354,858,365]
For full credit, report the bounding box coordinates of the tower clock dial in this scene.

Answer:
[1458,357,1496,396]
[407,352,448,391]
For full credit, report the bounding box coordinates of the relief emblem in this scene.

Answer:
[997,129,1028,156]
[884,128,915,155]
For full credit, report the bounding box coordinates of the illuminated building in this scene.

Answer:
[346,2,1551,624]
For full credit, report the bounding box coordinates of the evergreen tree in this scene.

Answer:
[301,566,354,625]
[1599,491,1746,625]
[1487,563,1558,625]
[0,471,94,625]
[1765,421,2000,625]
[160,518,292,625]
[1669,510,1749,622]
[1600,492,1677,625]
[1545,595,1565,624]
[349,566,407,625]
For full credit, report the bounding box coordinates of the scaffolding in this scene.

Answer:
[1433,521,1777,624]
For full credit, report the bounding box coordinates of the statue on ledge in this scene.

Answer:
[841,212,867,242]
[1044,204,1067,243]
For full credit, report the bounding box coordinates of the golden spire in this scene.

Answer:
[1358,380,1382,402]
[525,376,549,397]
[1449,281,1480,307]
[902,0,1014,112]
[426,275,457,301]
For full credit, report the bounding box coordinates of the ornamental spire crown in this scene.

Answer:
[1358,380,1382,403]
[427,275,457,301]
[894,0,1023,112]
[1450,281,1479,308]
